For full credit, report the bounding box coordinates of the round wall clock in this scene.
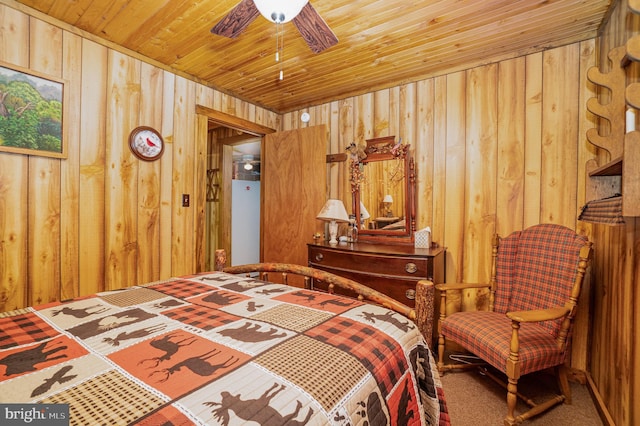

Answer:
[129,126,164,161]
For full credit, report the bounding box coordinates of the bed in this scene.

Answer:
[0,262,449,425]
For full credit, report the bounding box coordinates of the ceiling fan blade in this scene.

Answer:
[292,3,338,53]
[211,0,260,38]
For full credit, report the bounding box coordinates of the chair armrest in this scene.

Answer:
[506,306,570,323]
[435,282,491,291]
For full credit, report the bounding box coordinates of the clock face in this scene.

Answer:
[129,126,164,161]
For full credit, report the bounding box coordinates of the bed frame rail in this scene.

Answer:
[217,253,434,347]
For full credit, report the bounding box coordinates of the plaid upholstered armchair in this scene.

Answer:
[435,224,592,425]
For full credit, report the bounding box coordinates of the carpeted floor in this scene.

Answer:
[439,365,603,425]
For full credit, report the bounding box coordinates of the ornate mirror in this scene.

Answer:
[351,136,416,244]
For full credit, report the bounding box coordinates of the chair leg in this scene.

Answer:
[504,377,519,426]
[556,364,572,404]
[437,290,447,372]
[502,370,567,425]
[437,333,446,371]
[504,320,522,425]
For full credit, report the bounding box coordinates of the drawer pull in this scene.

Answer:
[405,289,416,300]
[315,253,324,262]
[405,262,417,274]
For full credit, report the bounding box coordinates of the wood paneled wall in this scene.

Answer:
[586,1,640,425]
[588,221,639,425]
[282,42,596,278]
[280,39,598,373]
[2,1,638,423]
[279,2,640,423]
[0,3,278,312]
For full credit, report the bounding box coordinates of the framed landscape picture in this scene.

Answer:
[0,61,67,159]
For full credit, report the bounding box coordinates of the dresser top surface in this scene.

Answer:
[308,240,445,258]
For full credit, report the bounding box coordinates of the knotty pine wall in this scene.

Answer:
[2,1,638,422]
[280,2,640,422]
[586,1,640,425]
[0,3,278,312]
[282,40,599,372]
[283,41,597,283]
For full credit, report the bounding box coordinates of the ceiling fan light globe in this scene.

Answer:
[254,0,308,23]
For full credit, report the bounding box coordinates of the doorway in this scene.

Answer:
[197,105,277,271]
[205,123,262,269]
[231,140,260,265]
[197,107,327,272]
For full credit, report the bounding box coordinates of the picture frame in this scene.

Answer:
[0,61,68,159]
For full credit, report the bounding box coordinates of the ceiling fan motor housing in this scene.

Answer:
[211,0,338,54]
[254,0,308,23]
[271,12,285,23]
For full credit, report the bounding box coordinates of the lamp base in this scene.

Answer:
[328,220,339,245]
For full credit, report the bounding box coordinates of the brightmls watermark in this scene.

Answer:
[0,404,69,425]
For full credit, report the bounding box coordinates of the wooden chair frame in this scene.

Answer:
[435,232,592,425]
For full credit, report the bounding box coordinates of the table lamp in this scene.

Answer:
[383,194,393,217]
[359,201,370,228]
[317,199,350,245]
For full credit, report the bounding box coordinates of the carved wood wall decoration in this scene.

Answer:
[586,46,626,159]
[585,32,640,217]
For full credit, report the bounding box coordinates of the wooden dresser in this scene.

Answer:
[307,241,445,308]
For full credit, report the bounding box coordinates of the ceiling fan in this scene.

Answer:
[211,0,338,54]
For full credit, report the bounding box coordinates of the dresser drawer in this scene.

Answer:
[308,241,445,346]
[308,245,433,280]
[311,267,418,306]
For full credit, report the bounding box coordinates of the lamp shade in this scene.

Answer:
[359,201,370,220]
[254,0,308,23]
[383,194,393,204]
[317,199,350,222]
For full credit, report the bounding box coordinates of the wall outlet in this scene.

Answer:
[182,194,190,207]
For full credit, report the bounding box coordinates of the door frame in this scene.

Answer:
[195,106,276,271]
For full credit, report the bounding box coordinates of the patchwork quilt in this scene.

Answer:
[0,271,449,425]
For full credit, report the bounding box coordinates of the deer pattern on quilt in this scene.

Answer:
[51,304,109,318]
[0,271,447,425]
[218,321,287,342]
[102,324,166,347]
[360,309,416,333]
[67,308,155,339]
[138,332,197,368]
[204,383,313,426]
[150,348,239,383]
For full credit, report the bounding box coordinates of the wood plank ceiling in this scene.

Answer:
[14,0,613,114]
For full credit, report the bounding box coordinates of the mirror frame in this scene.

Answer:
[352,136,416,245]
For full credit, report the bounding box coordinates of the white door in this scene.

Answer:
[231,180,260,265]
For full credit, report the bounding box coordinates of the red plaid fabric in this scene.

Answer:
[162,305,239,331]
[493,224,588,338]
[0,312,59,349]
[305,316,407,397]
[147,279,216,299]
[442,224,588,375]
[442,311,566,375]
[437,387,450,426]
